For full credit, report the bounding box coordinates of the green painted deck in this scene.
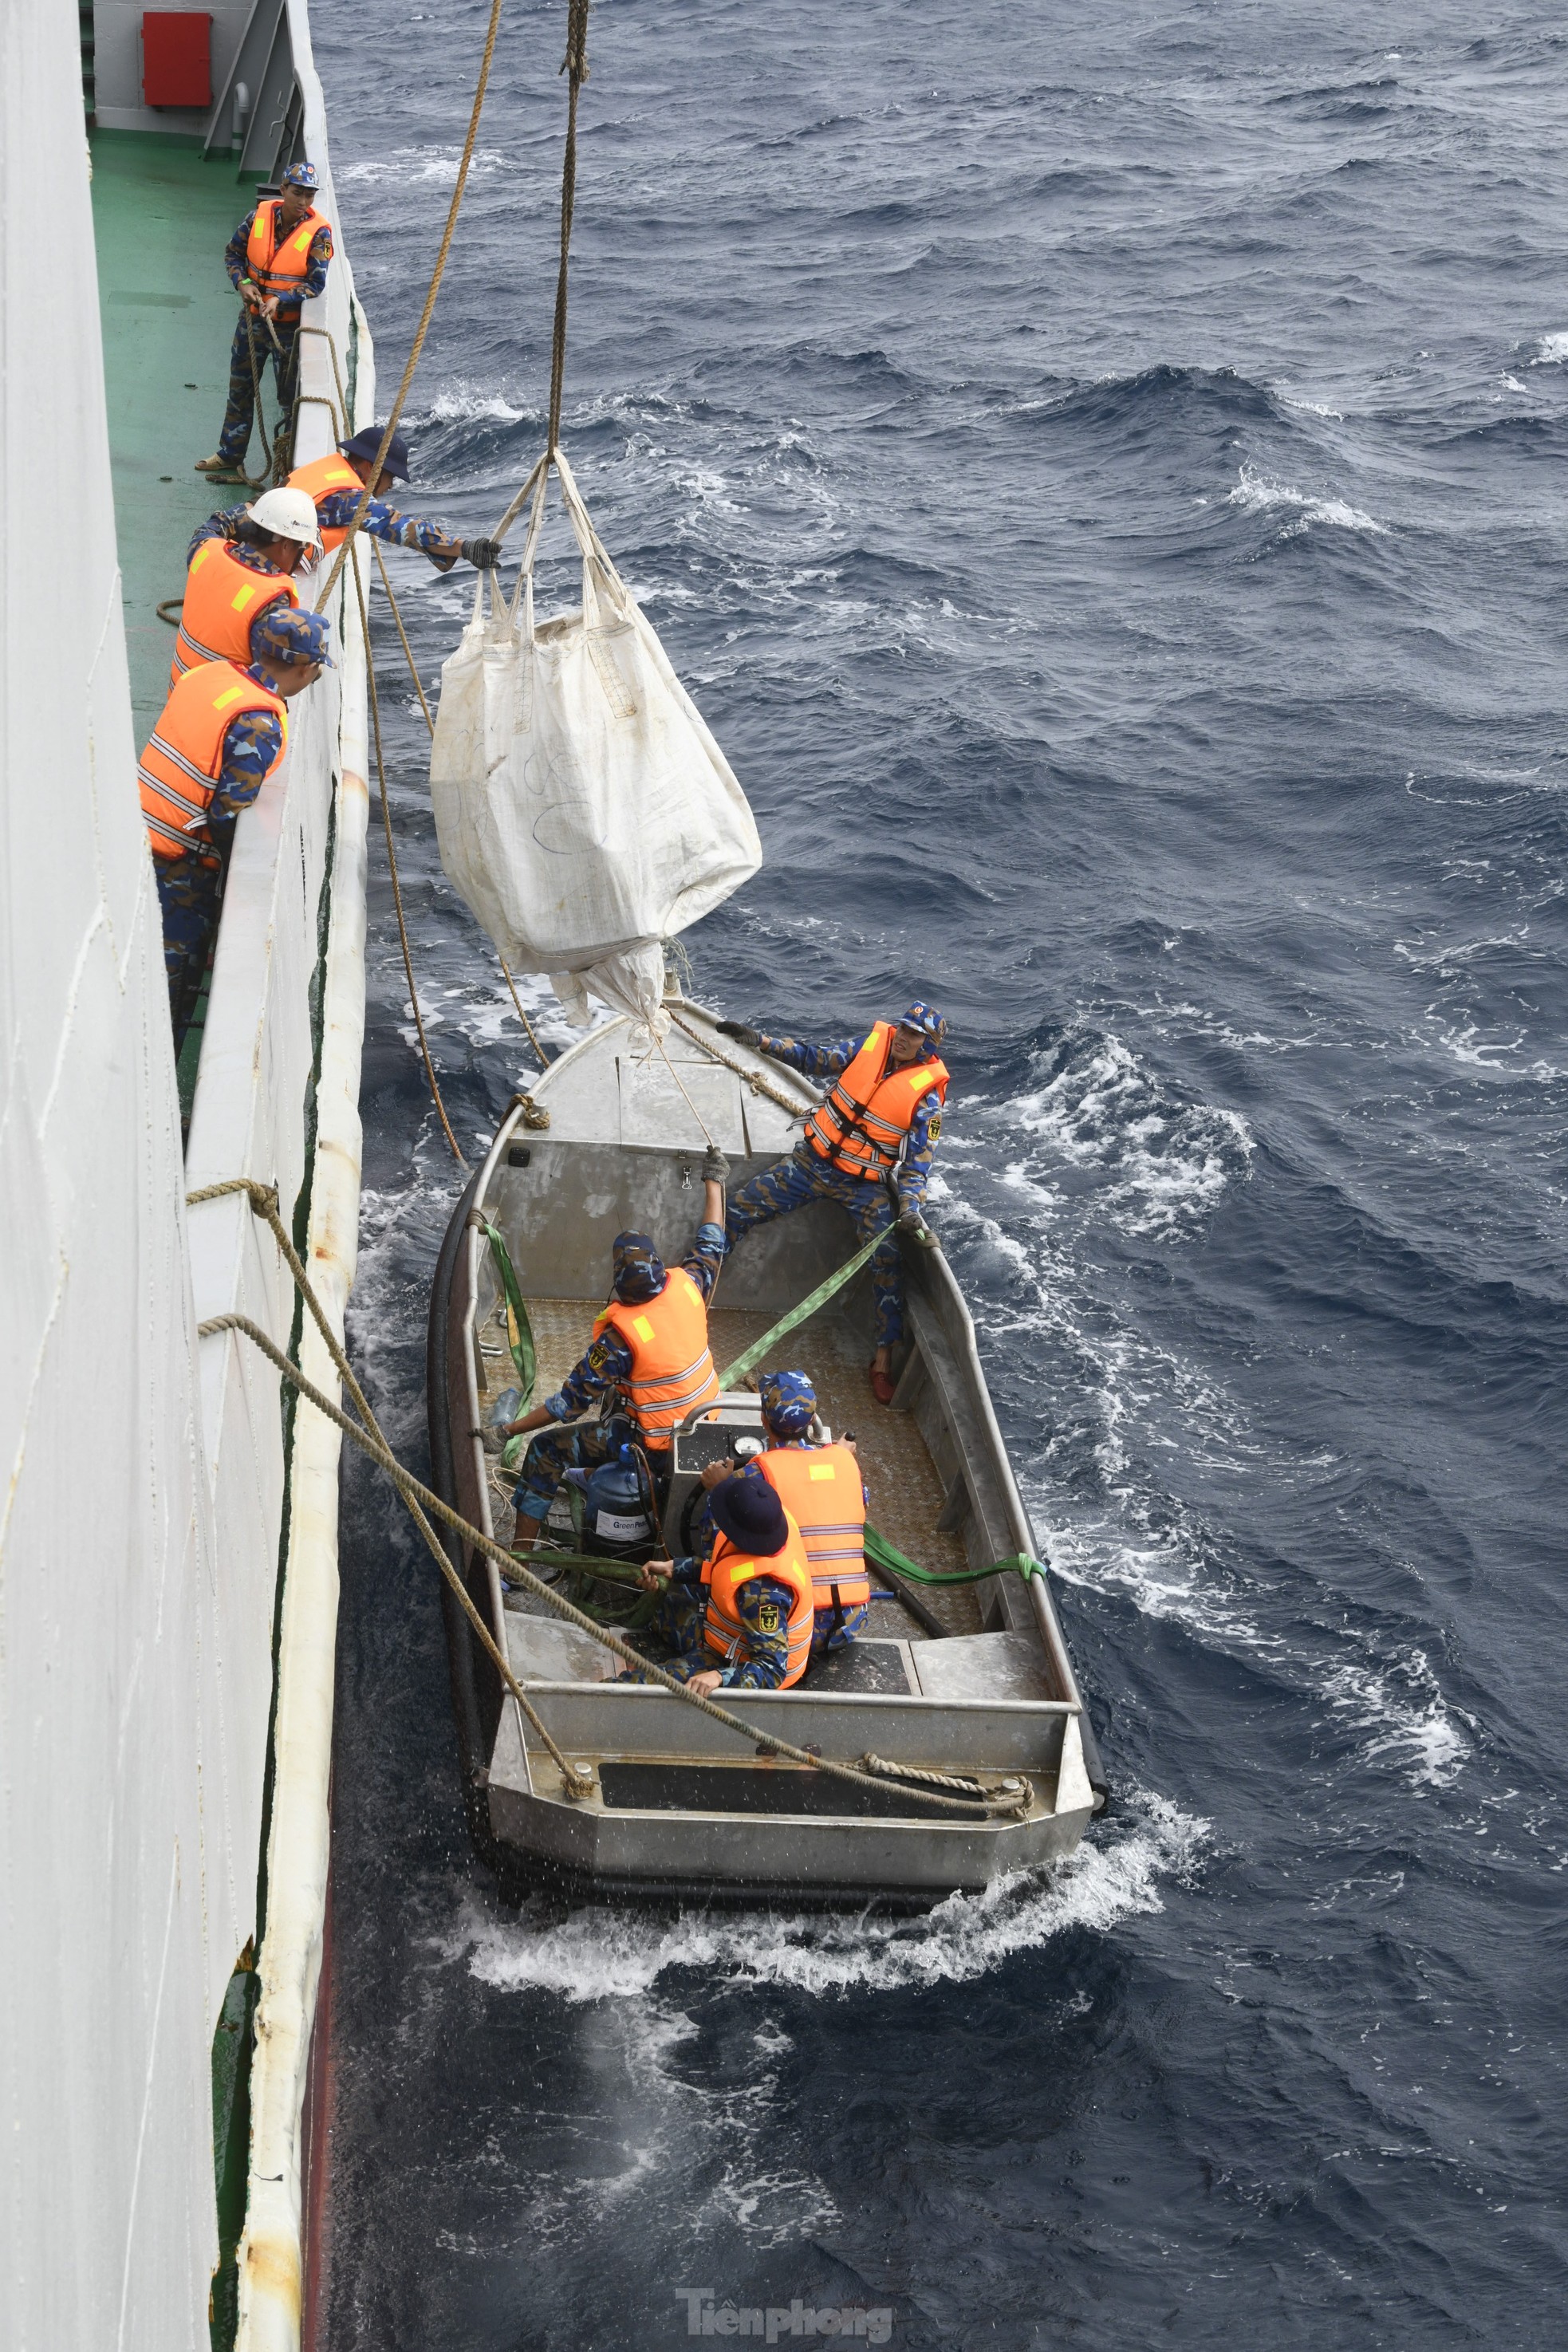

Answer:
[89,131,266,747]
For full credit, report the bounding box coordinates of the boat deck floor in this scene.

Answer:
[477,1297,983,1640]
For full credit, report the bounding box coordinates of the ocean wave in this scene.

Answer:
[461,1793,1208,2003]
[1530,329,1568,364]
[337,145,506,187]
[1322,1649,1470,1788]
[1227,461,1386,536]
[998,1030,1254,1242]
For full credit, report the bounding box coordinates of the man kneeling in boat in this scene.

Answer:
[718,1003,948,1405]
[496,1150,729,1557]
[617,1473,814,1696]
[699,1372,870,1657]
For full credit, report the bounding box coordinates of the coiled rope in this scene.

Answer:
[191,1176,1034,1822]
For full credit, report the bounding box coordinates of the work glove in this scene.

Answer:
[716,1020,760,1049]
[461,537,502,569]
[896,1208,940,1250]
[702,1144,731,1184]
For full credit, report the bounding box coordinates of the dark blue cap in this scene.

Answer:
[611,1231,666,1304]
[282,161,320,191]
[338,424,411,483]
[709,1474,789,1558]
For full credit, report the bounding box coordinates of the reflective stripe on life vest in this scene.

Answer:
[138,661,287,865]
[756,1443,869,1611]
[245,199,328,304]
[593,1264,720,1450]
[289,452,364,551]
[700,1515,814,1689]
[803,1021,950,1181]
[172,538,297,687]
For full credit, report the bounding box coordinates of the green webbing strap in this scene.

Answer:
[482,1219,536,1403]
[715,1224,893,1389]
[864,1523,1048,1589]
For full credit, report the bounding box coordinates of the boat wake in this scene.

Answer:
[456,1791,1207,2003]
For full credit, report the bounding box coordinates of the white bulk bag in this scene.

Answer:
[428,448,762,1032]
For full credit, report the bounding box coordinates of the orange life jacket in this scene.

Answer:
[172,538,297,686]
[245,199,328,306]
[757,1443,869,1613]
[289,451,364,552]
[701,1514,814,1688]
[804,1022,950,1182]
[593,1266,721,1451]
[139,661,288,865]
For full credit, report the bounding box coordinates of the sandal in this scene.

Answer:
[868,1358,896,1407]
[195,455,244,479]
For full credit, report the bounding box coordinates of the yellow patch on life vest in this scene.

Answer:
[212,687,243,709]
[808,1463,836,1481]
[191,542,214,572]
[232,585,256,610]
[632,1314,656,1343]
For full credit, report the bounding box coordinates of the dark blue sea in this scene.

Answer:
[313,3,1568,2342]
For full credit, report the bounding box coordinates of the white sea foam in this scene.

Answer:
[418,383,532,426]
[1228,461,1386,535]
[462,1795,1207,2003]
[1322,1650,1469,1787]
[338,146,506,187]
[1000,1032,1253,1241]
[1530,329,1568,364]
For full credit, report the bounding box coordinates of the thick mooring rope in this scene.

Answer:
[193,1177,1033,1821]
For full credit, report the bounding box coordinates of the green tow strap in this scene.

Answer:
[483,1219,536,1402]
[864,1523,1048,1589]
[715,1223,894,1389]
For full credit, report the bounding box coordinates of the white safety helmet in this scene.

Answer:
[246,486,324,553]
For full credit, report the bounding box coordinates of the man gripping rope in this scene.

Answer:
[617,1473,814,1696]
[719,1003,950,1404]
[497,1150,730,1558]
[697,1373,870,1655]
[197,163,333,483]
[288,424,502,572]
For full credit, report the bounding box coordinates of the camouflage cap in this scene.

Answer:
[611,1230,666,1304]
[252,607,334,671]
[758,1370,816,1437]
[900,1001,947,1046]
[281,160,321,191]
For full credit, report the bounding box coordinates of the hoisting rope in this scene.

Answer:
[368,538,553,1081]
[715,1223,900,1389]
[864,1523,1048,1592]
[667,1011,817,1124]
[316,0,508,612]
[548,0,593,456]
[192,1176,1033,1820]
[348,546,467,1166]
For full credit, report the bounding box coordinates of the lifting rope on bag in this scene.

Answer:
[428,446,762,1037]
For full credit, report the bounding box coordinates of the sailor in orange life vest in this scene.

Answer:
[617,1468,815,1696]
[198,162,334,480]
[719,1003,949,1405]
[171,485,321,687]
[497,1148,731,1556]
[286,425,502,570]
[138,607,333,1050]
[697,1371,870,1655]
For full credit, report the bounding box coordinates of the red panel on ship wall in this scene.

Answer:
[142,13,213,108]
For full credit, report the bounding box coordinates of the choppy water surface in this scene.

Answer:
[315,3,1568,2343]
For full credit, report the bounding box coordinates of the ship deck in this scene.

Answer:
[89,129,270,1109]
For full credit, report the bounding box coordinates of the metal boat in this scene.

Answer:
[429,1001,1109,1907]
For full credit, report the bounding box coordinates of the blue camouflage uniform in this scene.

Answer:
[153,607,332,1049]
[723,1009,947,1350]
[184,525,302,664]
[310,487,466,569]
[510,1226,727,1528]
[619,1547,799,1691]
[215,205,333,469]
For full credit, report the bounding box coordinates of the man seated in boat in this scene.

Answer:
[618,1474,814,1696]
[496,1148,729,1556]
[699,1372,871,1657]
[716,1003,948,1406]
